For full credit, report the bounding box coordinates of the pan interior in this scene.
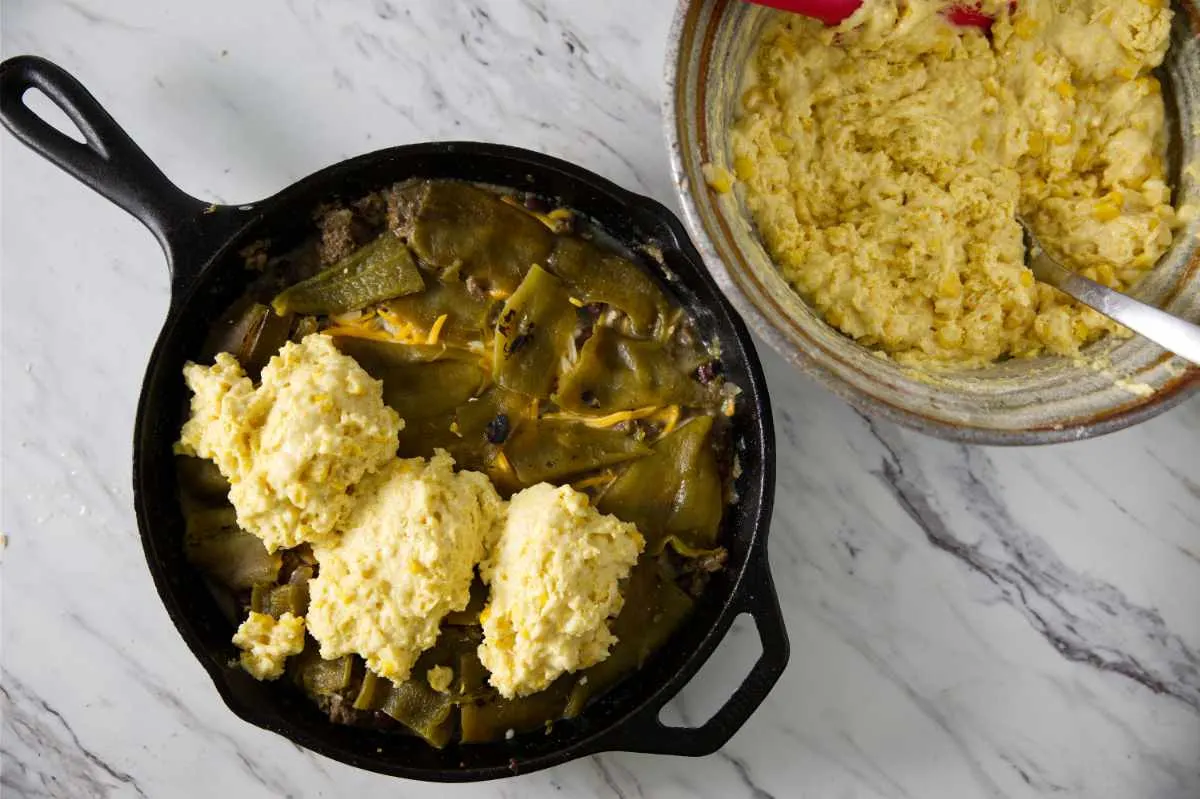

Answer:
[134,144,774,779]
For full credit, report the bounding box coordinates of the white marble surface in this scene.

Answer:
[2,1,1199,796]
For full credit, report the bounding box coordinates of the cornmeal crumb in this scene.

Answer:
[232,611,306,680]
[427,665,454,693]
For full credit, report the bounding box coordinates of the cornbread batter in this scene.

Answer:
[178,334,402,552]
[478,483,644,699]
[306,451,503,682]
[232,611,306,680]
[729,0,1177,366]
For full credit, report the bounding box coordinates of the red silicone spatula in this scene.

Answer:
[746,0,866,25]
[943,3,996,26]
[745,0,995,30]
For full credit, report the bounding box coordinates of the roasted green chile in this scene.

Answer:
[547,237,668,336]
[599,416,724,548]
[494,265,577,399]
[556,326,706,412]
[272,233,425,316]
[504,419,649,485]
[397,181,554,293]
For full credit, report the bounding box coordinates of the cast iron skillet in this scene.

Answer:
[0,55,788,781]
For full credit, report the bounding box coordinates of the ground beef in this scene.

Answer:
[315,693,366,726]
[352,192,388,229]
[318,208,357,265]
[385,180,425,235]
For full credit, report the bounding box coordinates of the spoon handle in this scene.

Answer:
[1029,251,1200,366]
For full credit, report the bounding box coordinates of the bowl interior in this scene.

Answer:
[668,0,1200,443]
[134,143,774,780]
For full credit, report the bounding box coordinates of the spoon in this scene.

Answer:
[1022,222,1200,366]
[744,0,996,29]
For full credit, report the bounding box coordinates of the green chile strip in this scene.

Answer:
[272,234,425,316]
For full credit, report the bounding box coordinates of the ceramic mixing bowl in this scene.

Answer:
[666,0,1200,444]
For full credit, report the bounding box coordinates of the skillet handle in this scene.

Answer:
[594,547,789,757]
[0,55,209,256]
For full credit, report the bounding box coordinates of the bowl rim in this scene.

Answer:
[662,0,1200,445]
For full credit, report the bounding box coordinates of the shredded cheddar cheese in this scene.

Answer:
[655,405,682,436]
[322,325,403,344]
[426,314,449,345]
[542,406,661,428]
[493,449,515,477]
[571,471,616,490]
[498,196,576,233]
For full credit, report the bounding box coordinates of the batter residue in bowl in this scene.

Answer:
[727,0,1179,367]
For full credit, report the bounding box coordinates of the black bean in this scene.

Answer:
[497,309,518,338]
[506,327,535,355]
[485,414,510,444]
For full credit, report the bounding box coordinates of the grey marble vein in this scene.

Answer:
[2,678,147,799]
[717,751,776,799]
[862,415,1200,710]
[591,756,633,799]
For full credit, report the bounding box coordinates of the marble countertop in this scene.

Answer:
[3,1,1198,797]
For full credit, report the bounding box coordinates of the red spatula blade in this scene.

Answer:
[744,0,865,25]
[743,0,998,30]
[944,4,994,28]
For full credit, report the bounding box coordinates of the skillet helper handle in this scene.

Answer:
[0,55,208,249]
[598,547,789,756]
